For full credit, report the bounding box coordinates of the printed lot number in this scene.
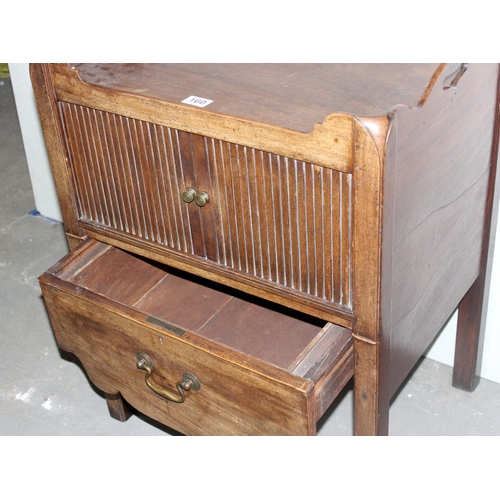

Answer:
[182,95,213,108]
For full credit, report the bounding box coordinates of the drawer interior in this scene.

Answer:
[53,239,335,372]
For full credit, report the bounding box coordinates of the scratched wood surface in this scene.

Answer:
[69,63,441,132]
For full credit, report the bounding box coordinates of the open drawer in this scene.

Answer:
[38,239,353,435]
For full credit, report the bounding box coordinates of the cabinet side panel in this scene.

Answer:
[388,63,499,394]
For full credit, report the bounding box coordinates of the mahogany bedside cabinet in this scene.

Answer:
[32,63,500,435]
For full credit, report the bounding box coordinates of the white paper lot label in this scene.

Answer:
[181,96,213,108]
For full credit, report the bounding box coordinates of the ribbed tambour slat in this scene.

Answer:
[59,102,352,307]
[61,102,195,254]
[206,139,352,305]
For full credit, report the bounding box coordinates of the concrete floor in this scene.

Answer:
[1,75,500,436]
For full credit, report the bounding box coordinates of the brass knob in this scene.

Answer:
[194,192,210,207]
[181,187,196,203]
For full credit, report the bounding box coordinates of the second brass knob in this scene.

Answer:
[194,192,210,207]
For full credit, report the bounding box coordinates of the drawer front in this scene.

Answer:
[40,281,317,436]
[59,102,352,308]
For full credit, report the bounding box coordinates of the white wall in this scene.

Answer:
[9,64,62,221]
[10,63,500,384]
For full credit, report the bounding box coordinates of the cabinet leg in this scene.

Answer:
[353,338,390,436]
[105,392,133,422]
[454,276,487,391]
[454,70,500,391]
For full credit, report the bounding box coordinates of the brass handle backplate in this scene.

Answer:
[135,352,200,403]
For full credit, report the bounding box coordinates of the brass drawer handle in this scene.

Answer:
[194,192,210,207]
[181,187,197,203]
[136,352,200,403]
